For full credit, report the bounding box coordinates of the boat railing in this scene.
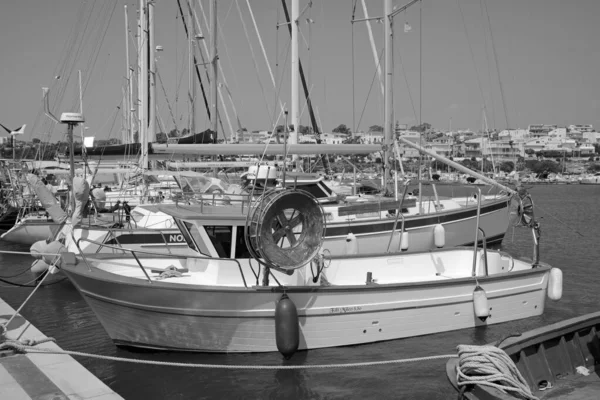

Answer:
[71,234,249,288]
[470,187,489,277]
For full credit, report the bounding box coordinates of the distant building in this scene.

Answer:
[583,131,600,143]
[498,129,529,140]
[396,130,422,158]
[528,124,557,137]
[320,132,346,145]
[568,124,593,133]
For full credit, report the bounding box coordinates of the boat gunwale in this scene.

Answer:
[62,249,550,294]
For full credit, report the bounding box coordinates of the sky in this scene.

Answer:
[1,0,599,143]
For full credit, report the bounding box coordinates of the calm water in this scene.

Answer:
[1,184,599,400]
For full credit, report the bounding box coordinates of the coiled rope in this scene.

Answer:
[456,344,538,400]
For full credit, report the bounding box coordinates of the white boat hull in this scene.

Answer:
[1,218,62,245]
[62,249,552,353]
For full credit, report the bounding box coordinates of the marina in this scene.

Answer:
[1,0,600,399]
[0,184,596,399]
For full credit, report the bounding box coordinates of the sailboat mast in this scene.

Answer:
[124,5,132,143]
[139,0,148,155]
[188,4,196,138]
[383,0,393,191]
[210,0,218,141]
[290,0,299,145]
[148,0,156,147]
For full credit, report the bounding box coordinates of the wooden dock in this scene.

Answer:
[0,296,123,400]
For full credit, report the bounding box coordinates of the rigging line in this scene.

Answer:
[245,0,285,118]
[216,4,244,134]
[479,0,496,131]
[456,0,487,114]
[356,48,385,134]
[351,0,357,133]
[534,205,585,237]
[82,0,119,97]
[195,0,234,139]
[31,1,92,142]
[156,68,179,131]
[67,0,107,111]
[176,0,211,120]
[273,34,292,130]
[482,0,510,130]
[395,42,418,123]
[219,0,241,98]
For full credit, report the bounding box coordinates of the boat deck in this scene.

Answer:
[0,297,123,400]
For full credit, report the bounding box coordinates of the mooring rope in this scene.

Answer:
[456,344,538,400]
[0,337,454,369]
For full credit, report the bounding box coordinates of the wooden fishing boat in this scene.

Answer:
[58,188,561,356]
[446,311,600,399]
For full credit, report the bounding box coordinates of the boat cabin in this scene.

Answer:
[159,204,252,259]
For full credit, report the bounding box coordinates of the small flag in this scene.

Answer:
[404,22,412,33]
[83,136,95,148]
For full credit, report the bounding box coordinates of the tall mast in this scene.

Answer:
[148,0,156,145]
[383,0,393,191]
[290,0,299,145]
[210,0,218,141]
[124,5,132,143]
[139,0,149,169]
[137,3,142,144]
[139,0,148,153]
[189,3,196,138]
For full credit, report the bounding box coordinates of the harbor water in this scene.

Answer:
[0,184,598,400]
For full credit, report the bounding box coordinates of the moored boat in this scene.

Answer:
[58,188,561,355]
[446,311,600,399]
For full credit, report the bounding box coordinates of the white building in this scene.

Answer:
[528,124,558,137]
[498,129,529,140]
[320,132,346,145]
[568,124,593,133]
[583,132,600,143]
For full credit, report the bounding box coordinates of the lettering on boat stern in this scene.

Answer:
[330,306,362,314]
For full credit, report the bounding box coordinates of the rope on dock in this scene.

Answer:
[456,344,538,400]
[0,339,455,369]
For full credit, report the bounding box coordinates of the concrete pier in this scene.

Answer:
[0,296,123,399]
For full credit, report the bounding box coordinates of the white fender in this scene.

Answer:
[345,233,358,255]
[548,268,563,301]
[433,224,445,248]
[473,285,489,321]
[400,232,409,252]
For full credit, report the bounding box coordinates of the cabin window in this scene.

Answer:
[183,221,211,256]
[234,227,252,258]
[174,219,197,252]
[205,226,233,258]
[317,182,334,196]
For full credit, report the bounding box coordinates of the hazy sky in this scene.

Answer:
[1,0,599,142]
